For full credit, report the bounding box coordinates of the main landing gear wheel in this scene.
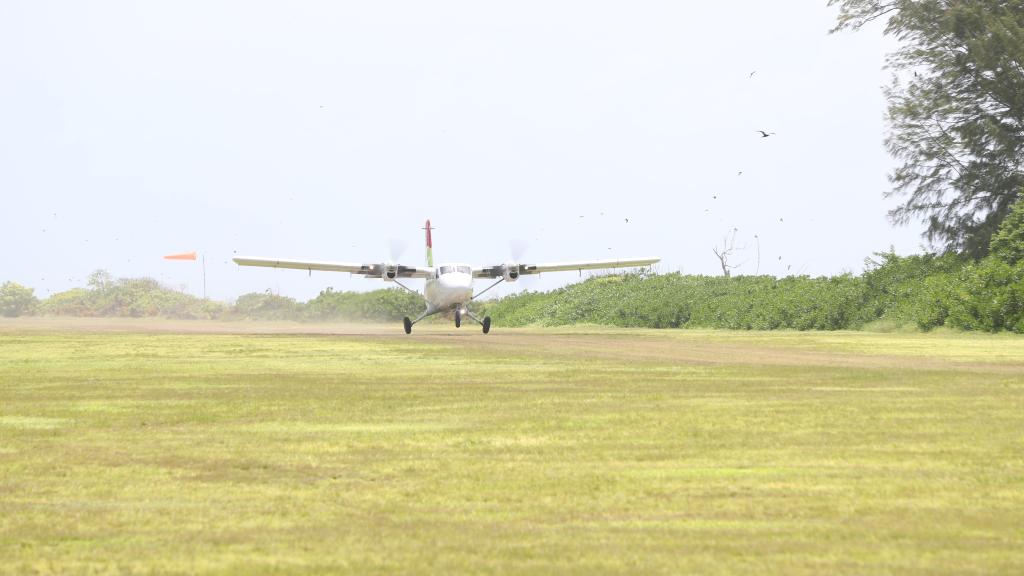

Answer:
[454,309,462,328]
[403,316,412,334]
[482,316,491,334]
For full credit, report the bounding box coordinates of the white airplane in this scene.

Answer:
[233,220,659,334]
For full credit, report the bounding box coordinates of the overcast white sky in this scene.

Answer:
[0,1,925,301]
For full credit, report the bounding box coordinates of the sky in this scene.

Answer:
[0,1,925,302]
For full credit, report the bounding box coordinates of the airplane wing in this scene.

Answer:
[233,257,434,278]
[473,257,659,278]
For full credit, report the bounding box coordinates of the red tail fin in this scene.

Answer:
[425,219,434,266]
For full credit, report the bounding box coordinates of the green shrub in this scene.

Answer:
[37,270,224,319]
[304,287,424,322]
[0,282,38,317]
[860,251,966,330]
[946,259,1024,333]
[232,292,302,321]
[990,196,1024,265]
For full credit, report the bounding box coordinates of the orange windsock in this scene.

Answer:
[164,251,198,261]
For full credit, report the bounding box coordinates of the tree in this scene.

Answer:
[829,0,1024,257]
[990,194,1024,264]
[712,229,744,277]
[87,270,114,291]
[0,282,38,317]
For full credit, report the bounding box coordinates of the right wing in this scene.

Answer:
[474,256,660,278]
[233,257,434,278]
[520,256,661,275]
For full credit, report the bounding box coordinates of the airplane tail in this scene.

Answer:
[424,219,434,267]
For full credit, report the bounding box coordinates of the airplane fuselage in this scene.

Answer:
[422,263,474,309]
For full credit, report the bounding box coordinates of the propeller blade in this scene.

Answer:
[509,239,530,261]
[388,238,408,262]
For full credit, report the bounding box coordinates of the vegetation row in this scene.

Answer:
[2,200,1023,332]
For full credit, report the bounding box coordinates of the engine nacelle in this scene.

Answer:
[381,261,398,281]
[502,261,521,283]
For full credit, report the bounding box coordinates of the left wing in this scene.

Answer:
[233,257,434,279]
[474,257,659,279]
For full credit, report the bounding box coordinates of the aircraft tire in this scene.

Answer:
[403,317,412,334]
[455,310,462,328]
[482,316,491,334]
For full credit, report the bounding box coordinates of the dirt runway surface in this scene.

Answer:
[5,317,1022,375]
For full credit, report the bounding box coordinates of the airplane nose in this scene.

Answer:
[441,272,471,287]
[440,273,474,298]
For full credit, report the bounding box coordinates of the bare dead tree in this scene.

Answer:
[712,229,745,277]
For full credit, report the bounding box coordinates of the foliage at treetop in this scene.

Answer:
[990,195,1024,265]
[0,282,38,317]
[829,0,1024,257]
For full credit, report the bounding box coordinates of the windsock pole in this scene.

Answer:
[163,251,206,299]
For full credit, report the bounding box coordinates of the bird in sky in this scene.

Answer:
[737,171,743,176]
[712,195,718,200]
[779,217,784,223]
[624,218,629,223]
[749,70,757,78]
[757,131,776,138]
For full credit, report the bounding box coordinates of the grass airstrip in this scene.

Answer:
[1,318,1022,574]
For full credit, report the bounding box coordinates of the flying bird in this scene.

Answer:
[737,171,743,176]
[624,218,629,223]
[749,70,757,78]
[757,131,776,138]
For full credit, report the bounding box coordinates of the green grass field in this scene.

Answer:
[1,319,1022,574]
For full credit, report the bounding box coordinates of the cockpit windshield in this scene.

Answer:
[438,265,471,275]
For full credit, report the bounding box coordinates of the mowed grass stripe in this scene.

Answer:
[0,329,1022,575]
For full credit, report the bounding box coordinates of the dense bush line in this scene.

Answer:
[2,258,1021,331]
[475,201,1024,332]
[4,200,1023,331]
[4,271,425,323]
[477,200,1024,333]
[476,251,1023,333]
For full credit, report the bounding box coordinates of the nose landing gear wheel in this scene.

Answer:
[482,316,491,334]
[403,317,412,334]
[455,309,462,328]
